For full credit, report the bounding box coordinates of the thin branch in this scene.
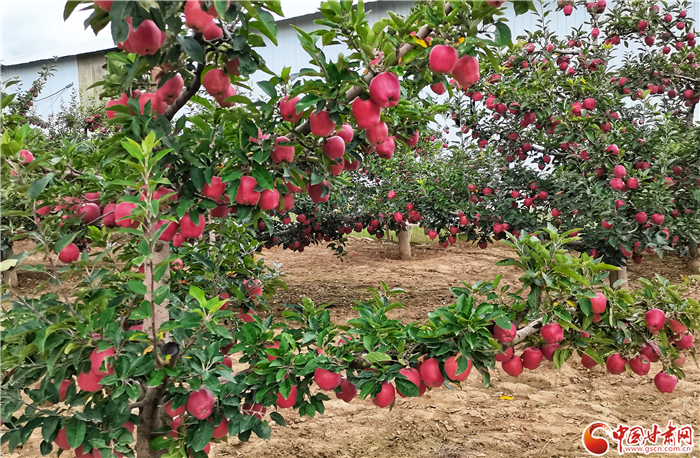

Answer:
[165,62,204,121]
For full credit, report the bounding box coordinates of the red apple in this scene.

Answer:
[276,385,297,408]
[258,189,280,211]
[372,382,396,408]
[77,369,104,392]
[202,68,230,99]
[211,417,229,438]
[322,136,346,159]
[429,45,459,73]
[138,93,167,115]
[590,292,607,313]
[186,387,215,420]
[309,110,336,137]
[314,368,341,390]
[452,55,480,88]
[280,95,303,122]
[654,371,677,393]
[164,399,187,417]
[154,220,179,241]
[156,74,184,105]
[115,202,139,228]
[58,243,80,263]
[18,149,34,164]
[55,427,71,450]
[541,322,564,343]
[418,357,444,387]
[308,181,331,203]
[629,355,650,376]
[271,136,295,163]
[236,176,260,206]
[495,346,513,362]
[521,347,543,370]
[396,367,421,397]
[202,176,226,199]
[352,97,381,129]
[541,343,560,361]
[376,136,396,159]
[444,355,472,381]
[494,323,517,343]
[118,18,165,56]
[644,309,665,334]
[580,352,598,368]
[502,355,523,376]
[180,212,205,238]
[369,72,400,108]
[335,378,357,403]
[366,121,388,146]
[605,352,627,375]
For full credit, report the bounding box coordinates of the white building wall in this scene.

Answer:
[1,56,79,119]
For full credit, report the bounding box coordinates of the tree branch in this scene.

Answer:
[165,62,204,121]
[507,317,543,347]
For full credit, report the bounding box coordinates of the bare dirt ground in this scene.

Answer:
[3,237,699,458]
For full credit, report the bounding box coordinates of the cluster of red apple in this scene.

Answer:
[428,43,480,96]
[493,293,691,393]
[101,1,237,118]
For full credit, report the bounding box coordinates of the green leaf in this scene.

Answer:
[28,175,53,200]
[494,22,511,47]
[494,316,511,331]
[178,36,205,63]
[187,420,214,451]
[213,0,228,15]
[269,411,286,426]
[189,285,207,307]
[54,233,78,254]
[295,94,322,112]
[126,281,147,296]
[513,0,534,15]
[251,165,274,190]
[578,297,592,316]
[66,417,85,449]
[583,349,605,367]
[41,416,60,443]
[63,1,82,20]
[257,81,277,98]
[553,309,572,323]
[252,8,279,45]
[365,352,391,363]
[147,370,165,386]
[394,377,418,397]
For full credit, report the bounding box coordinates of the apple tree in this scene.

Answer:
[1,1,548,457]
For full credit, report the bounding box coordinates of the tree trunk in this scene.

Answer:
[398,228,411,260]
[143,241,171,337]
[609,264,628,289]
[135,386,168,458]
[689,244,700,274]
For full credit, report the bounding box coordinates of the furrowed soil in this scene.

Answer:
[4,238,699,458]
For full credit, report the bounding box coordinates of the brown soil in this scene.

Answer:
[3,237,699,458]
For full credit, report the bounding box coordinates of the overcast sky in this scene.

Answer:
[0,0,323,65]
